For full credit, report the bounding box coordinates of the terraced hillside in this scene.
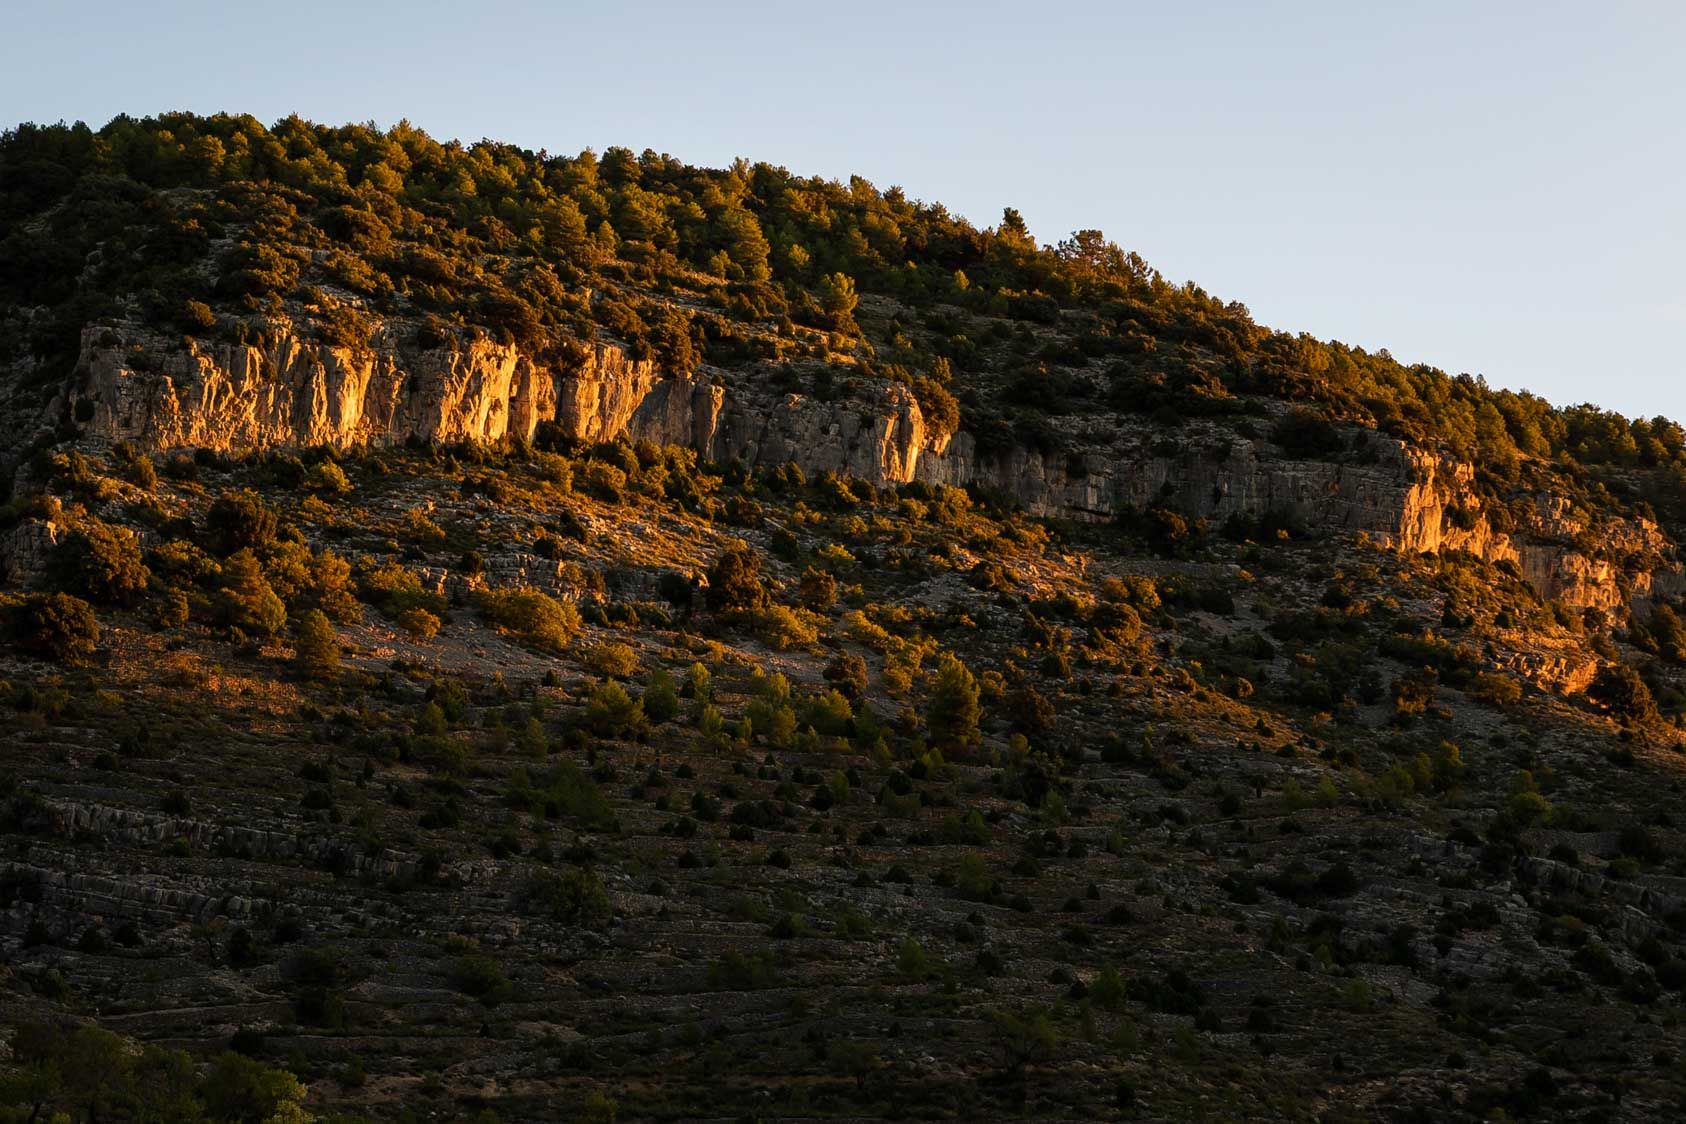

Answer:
[3,114,1686,1121]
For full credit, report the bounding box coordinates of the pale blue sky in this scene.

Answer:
[4,1,1683,419]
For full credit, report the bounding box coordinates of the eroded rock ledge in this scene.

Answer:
[64,322,1673,609]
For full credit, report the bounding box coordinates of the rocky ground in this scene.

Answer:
[3,436,1686,1122]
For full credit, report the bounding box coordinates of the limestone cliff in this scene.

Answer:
[67,321,924,484]
[73,322,690,450]
[55,322,1674,611]
[911,421,1672,609]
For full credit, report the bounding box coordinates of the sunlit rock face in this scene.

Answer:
[64,322,1672,611]
[74,323,678,450]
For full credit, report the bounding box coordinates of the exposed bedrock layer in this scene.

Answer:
[64,324,1672,609]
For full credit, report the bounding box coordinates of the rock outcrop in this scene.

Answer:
[715,381,931,485]
[58,322,1674,610]
[916,425,1499,550]
[910,422,1674,609]
[68,322,937,488]
[0,518,61,587]
[75,323,684,450]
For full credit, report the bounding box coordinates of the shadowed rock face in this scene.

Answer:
[916,432,1675,610]
[917,424,1488,541]
[62,323,1673,610]
[0,518,61,587]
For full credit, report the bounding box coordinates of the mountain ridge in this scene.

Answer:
[3,113,1681,621]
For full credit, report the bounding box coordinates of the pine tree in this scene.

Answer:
[293,609,340,683]
[642,670,681,724]
[706,546,769,616]
[927,653,982,750]
[217,550,286,637]
[816,272,858,320]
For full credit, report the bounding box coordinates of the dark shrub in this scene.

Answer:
[6,593,99,663]
[1272,407,1345,459]
[55,522,150,605]
[205,489,278,556]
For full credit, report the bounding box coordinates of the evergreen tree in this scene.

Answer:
[798,566,837,612]
[816,272,858,324]
[927,653,982,750]
[293,608,340,682]
[8,592,99,663]
[205,489,278,556]
[824,651,869,701]
[1587,662,1658,725]
[706,546,768,616]
[56,522,150,606]
[642,669,681,724]
[217,549,287,637]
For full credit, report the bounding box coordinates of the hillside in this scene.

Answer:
[2,113,1686,1121]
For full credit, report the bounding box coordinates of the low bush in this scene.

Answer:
[55,522,150,605]
[5,592,99,663]
[476,588,582,652]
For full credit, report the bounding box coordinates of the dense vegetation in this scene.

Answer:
[4,112,1686,507]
